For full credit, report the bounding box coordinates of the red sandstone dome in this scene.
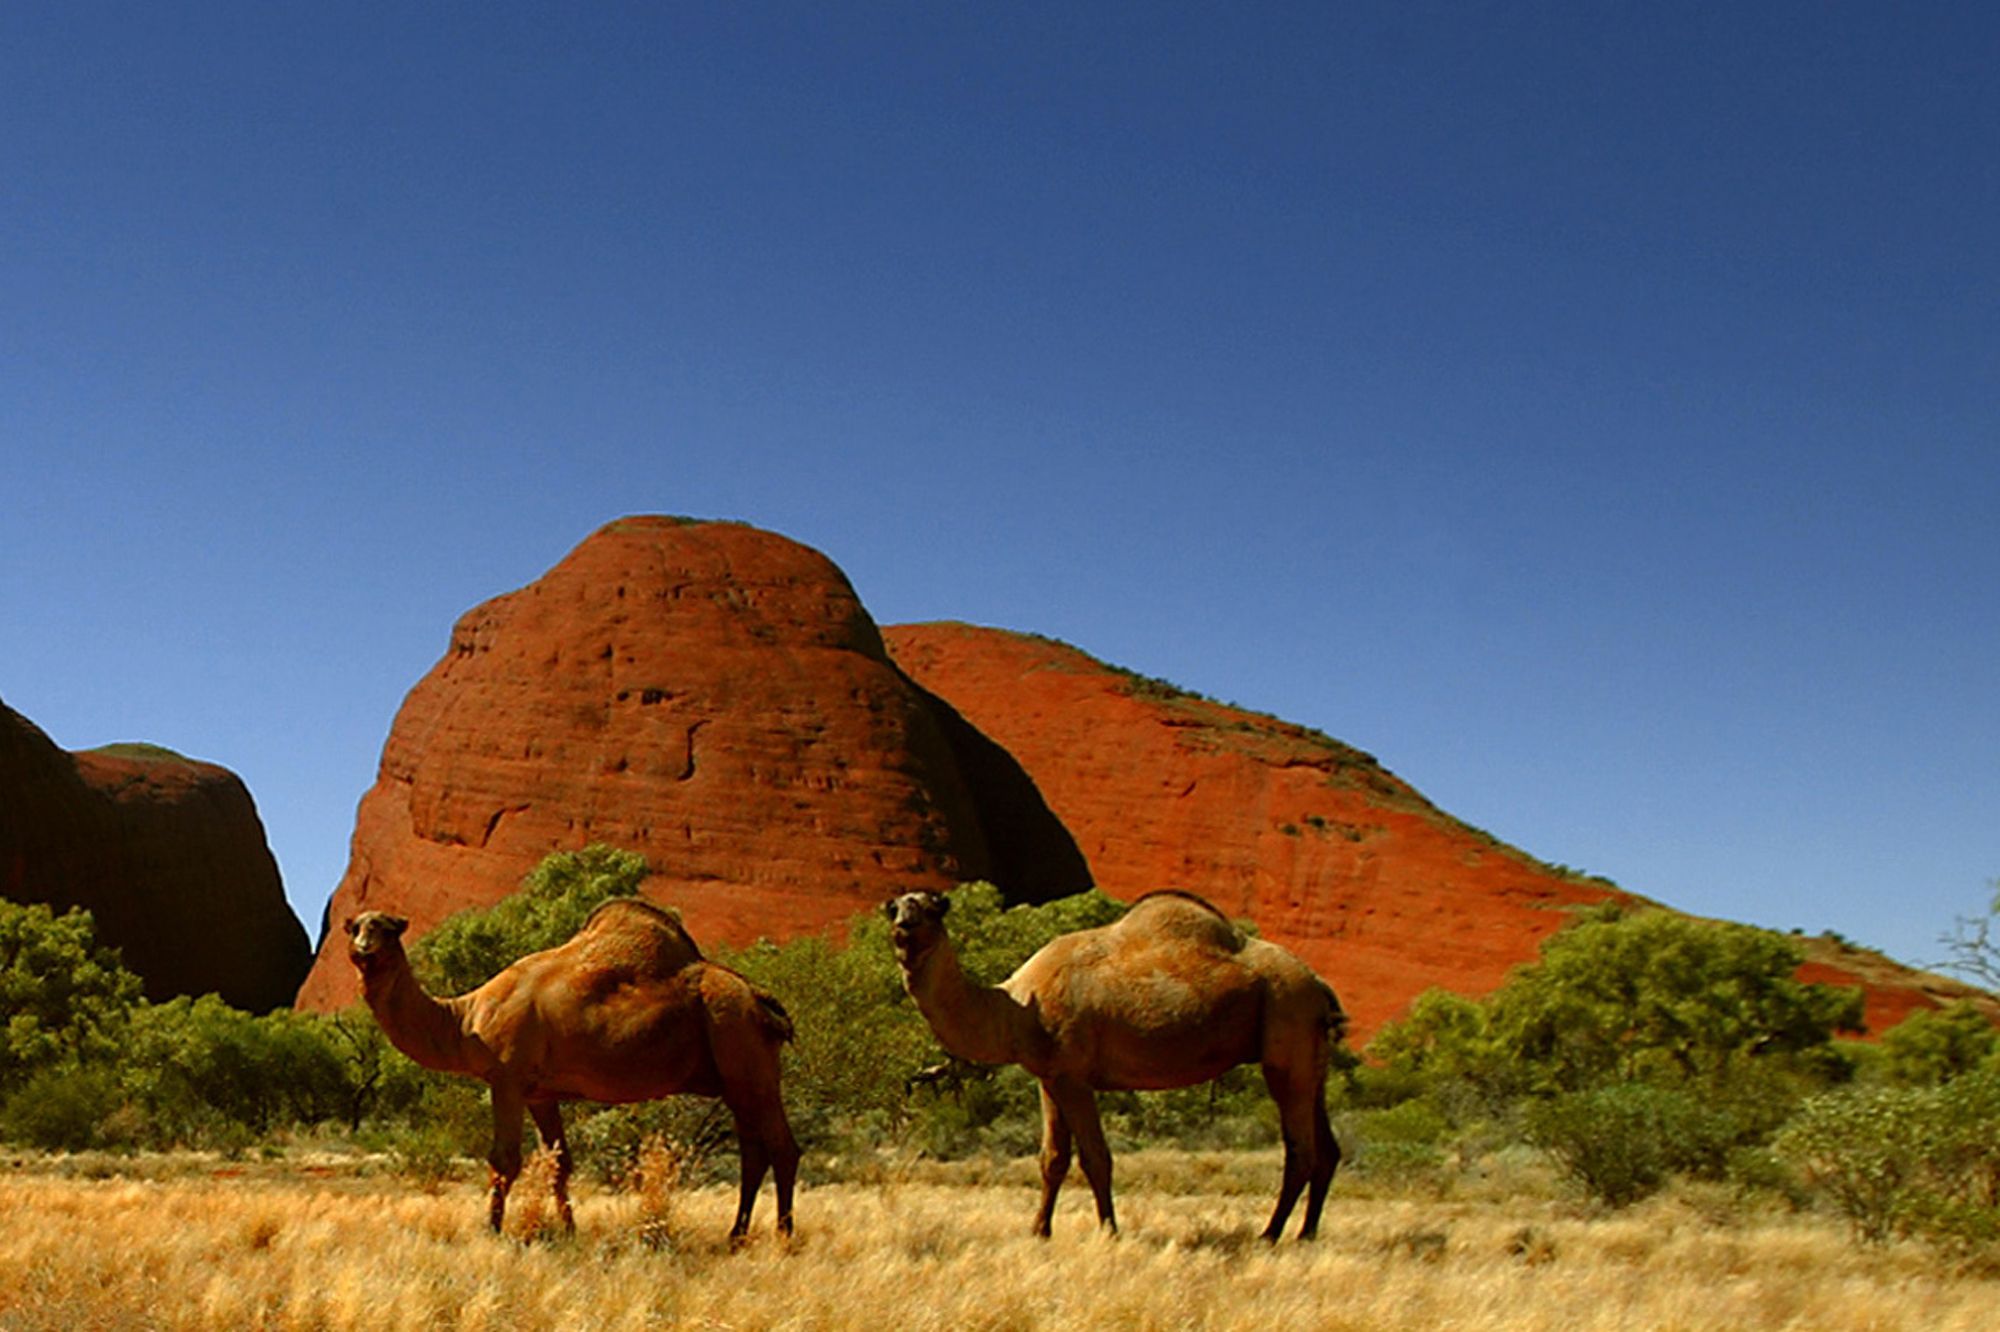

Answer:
[297,518,1070,1008]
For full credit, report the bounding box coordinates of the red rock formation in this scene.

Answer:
[0,700,310,1012]
[297,518,1008,1009]
[289,516,1983,1037]
[882,622,1989,1041]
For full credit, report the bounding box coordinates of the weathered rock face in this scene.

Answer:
[297,518,1021,1009]
[883,623,1989,1041]
[0,700,310,1012]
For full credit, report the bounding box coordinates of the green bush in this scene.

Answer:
[0,1064,127,1152]
[1877,1001,2000,1087]
[0,900,144,1091]
[1491,909,1865,1094]
[1365,910,1865,1130]
[1525,1082,1751,1207]
[1777,1086,1940,1243]
[125,997,356,1142]
[1104,1065,1278,1152]
[1367,989,1496,1089]
[724,925,936,1149]
[1346,1097,1455,1177]
[1777,1071,2000,1250]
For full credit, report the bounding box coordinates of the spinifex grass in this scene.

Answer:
[1,1150,1994,1331]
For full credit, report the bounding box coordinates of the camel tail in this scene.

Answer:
[753,990,795,1045]
[1320,979,1349,1047]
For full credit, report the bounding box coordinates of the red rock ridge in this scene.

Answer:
[882,622,1988,1042]
[0,700,310,1011]
[296,518,1001,1009]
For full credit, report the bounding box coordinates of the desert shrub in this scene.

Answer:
[0,900,144,1091]
[1105,1066,1278,1151]
[125,997,356,1142]
[385,1120,465,1192]
[1368,989,1499,1091]
[907,1064,1044,1159]
[939,883,1128,986]
[1524,1082,1752,1207]
[1347,1097,1455,1177]
[1490,908,1865,1094]
[0,1064,127,1152]
[723,924,936,1150]
[1940,880,2000,991]
[1777,1071,2000,1251]
[1777,1086,1940,1243]
[320,1004,432,1130]
[570,1098,735,1188]
[1877,1000,2000,1087]
[1365,911,1864,1137]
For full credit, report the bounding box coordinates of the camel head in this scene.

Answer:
[344,910,410,979]
[883,891,951,968]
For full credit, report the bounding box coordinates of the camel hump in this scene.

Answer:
[1119,891,1248,952]
[575,897,704,972]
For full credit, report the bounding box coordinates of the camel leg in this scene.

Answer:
[1048,1078,1116,1235]
[1259,1064,1317,1242]
[487,1086,526,1234]
[1033,1082,1073,1239]
[528,1101,576,1234]
[767,1111,800,1238]
[727,1111,769,1244]
[721,1101,801,1242]
[1298,1083,1340,1240]
[717,1059,800,1242]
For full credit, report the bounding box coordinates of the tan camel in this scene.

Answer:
[885,889,1344,1239]
[345,898,799,1240]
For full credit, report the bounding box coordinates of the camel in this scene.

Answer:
[344,898,799,1241]
[885,889,1344,1240]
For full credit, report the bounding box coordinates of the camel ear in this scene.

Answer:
[931,893,950,918]
[383,915,409,937]
[882,898,900,921]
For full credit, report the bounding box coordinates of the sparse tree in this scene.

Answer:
[1940,880,2000,992]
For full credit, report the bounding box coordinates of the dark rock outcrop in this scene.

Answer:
[0,700,310,1011]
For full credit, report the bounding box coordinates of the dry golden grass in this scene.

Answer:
[2,1149,1994,1331]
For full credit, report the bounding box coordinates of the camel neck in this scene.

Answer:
[363,957,474,1076]
[903,939,1042,1068]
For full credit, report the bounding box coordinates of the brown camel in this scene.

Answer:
[344,898,799,1240]
[885,889,1344,1240]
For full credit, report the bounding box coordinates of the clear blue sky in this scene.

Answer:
[4,3,1994,972]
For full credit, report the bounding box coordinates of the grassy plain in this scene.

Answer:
[2,1148,1994,1331]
